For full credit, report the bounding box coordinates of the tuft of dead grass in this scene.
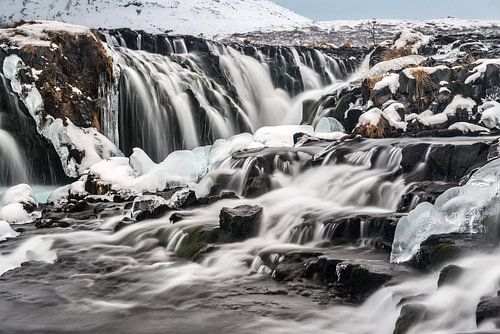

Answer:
[410,67,438,109]
[382,45,413,61]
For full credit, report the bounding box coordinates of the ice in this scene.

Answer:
[391,158,500,263]
[448,122,490,134]
[479,101,500,130]
[373,73,400,94]
[315,117,345,133]
[0,221,18,241]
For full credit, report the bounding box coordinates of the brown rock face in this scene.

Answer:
[15,29,113,129]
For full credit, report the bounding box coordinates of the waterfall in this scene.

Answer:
[104,33,358,162]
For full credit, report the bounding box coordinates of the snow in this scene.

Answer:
[373,73,400,94]
[391,157,500,263]
[382,103,407,130]
[480,101,500,130]
[2,0,311,38]
[443,95,476,116]
[315,117,345,133]
[0,184,36,208]
[448,122,490,134]
[254,125,314,147]
[366,55,426,78]
[0,21,92,48]
[357,108,382,127]
[465,59,500,84]
[393,29,431,53]
[407,110,448,127]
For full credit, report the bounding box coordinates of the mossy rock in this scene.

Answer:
[175,226,220,260]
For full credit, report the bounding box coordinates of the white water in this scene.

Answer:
[0,114,29,185]
[107,36,357,161]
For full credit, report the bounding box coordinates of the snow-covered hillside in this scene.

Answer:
[0,0,310,37]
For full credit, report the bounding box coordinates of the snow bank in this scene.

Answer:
[391,157,500,263]
[254,125,314,147]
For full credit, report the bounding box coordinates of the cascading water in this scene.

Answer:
[0,107,29,186]
[104,33,358,161]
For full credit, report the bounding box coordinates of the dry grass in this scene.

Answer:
[410,68,438,109]
[366,76,383,91]
[382,46,413,61]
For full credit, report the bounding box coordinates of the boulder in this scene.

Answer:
[393,303,429,334]
[219,205,263,242]
[437,264,464,287]
[477,296,500,326]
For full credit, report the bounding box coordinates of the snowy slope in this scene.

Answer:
[0,0,311,37]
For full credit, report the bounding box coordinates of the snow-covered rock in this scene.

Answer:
[392,29,432,53]
[465,59,500,84]
[448,122,490,134]
[373,73,400,94]
[0,184,38,224]
[1,0,311,38]
[0,221,19,241]
[366,55,426,78]
[480,101,500,130]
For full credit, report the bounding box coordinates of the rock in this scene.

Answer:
[437,264,464,287]
[411,233,492,270]
[336,260,394,300]
[35,218,70,229]
[272,252,324,282]
[219,205,263,242]
[393,303,429,334]
[477,296,500,326]
[175,226,221,260]
[353,113,394,138]
[304,256,344,284]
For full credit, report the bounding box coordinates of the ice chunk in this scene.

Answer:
[315,117,345,133]
[0,203,32,224]
[0,221,18,241]
[0,184,36,207]
[0,184,37,224]
[391,158,500,263]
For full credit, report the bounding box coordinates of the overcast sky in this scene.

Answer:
[274,0,500,21]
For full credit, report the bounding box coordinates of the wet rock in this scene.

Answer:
[272,252,323,282]
[437,264,464,287]
[393,303,429,334]
[175,226,220,259]
[304,256,344,284]
[219,205,263,242]
[336,260,394,300]
[477,296,500,326]
[114,217,136,232]
[35,218,70,229]
[411,233,493,270]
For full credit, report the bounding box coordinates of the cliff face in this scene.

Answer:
[0,21,120,181]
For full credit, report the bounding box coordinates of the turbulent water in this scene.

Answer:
[1,28,500,334]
